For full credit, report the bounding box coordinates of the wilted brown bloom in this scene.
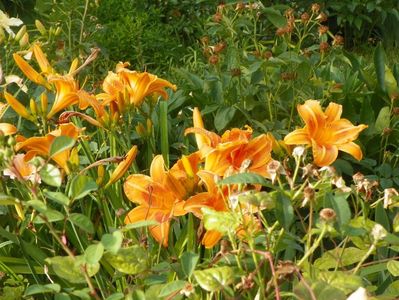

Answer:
[230,68,241,77]
[213,12,222,23]
[281,72,297,81]
[235,2,245,11]
[263,51,273,59]
[393,107,399,115]
[209,55,219,65]
[318,25,328,35]
[333,35,344,46]
[200,36,209,45]
[384,188,399,208]
[319,42,329,53]
[319,208,336,223]
[213,41,226,53]
[301,12,310,23]
[383,128,392,136]
[276,27,287,36]
[316,12,328,22]
[311,3,321,14]
[353,172,365,184]
[302,185,315,207]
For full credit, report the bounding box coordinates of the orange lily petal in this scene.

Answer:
[13,53,49,88]
[193,107,208,149]
[338,142,363,161]
[150,221,170,247]
[202,230,222,248]
[312,139,338,166]
[47,93,79,119]
[284,128,311,145]
[4,92,33,121]
[32,43,53,75]
[297,100,325,133]
[330,120,368,144]
[325,102,342,123]
[0,123,17,135]
[105,145,138,188]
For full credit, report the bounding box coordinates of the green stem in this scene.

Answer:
[297,224,327,267]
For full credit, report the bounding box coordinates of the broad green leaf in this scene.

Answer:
[55,293,72,300]
[104,245,147,274]
[314,247,368,270]
[374,44,386,91]
[181,252,199,278]
[294,280,346,300]
[105,293,125,300]
[84,243,104,265]
[263,7,287,28]
[69,213,95,234]
[219,172,272,187]
[384,280,399,297]
[40,163,62,187]
[45,255,99,283]
[123,220,159,231]
[68,175,97,200]
[318,271,363,294]
[275,192,294,230]
[33,209,64,224]
[202,207,239,235]
[158,280,187,297]
[0,194,20,205]
[43,190,70,206]
[49,136,75,158]
[194,266,235,292]
[375,106,391,133]
[26,200,47,213]
[101,231,123,253]
[329,192,351,228]
[214,106,236,132]
[238,191,276,209]
[387,260,399,276]
[24,283,61,296]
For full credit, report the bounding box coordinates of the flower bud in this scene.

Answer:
[14,25,26,41]
[19,32,29,47]
[35,20,47,35]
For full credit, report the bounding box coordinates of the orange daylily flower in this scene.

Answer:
[124,155,188,247]
[15,122,81,173]
[185,108,273,177]
[184,170,229,248]
[98,62,177,108]
[12,44,95,120]
[284,100,368,166]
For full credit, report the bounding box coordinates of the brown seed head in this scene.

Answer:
[209,54,219,65]
[311,3,321,14]
[301,12,310,23]
[316,12,328,22]
[319,208,336,223]
[333,34,344,46]
[318,25,329,35]
[319,41,329,53]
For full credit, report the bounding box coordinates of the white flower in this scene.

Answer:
[347,287,368,300]
[371,223,387,242]
[0,10,23,37]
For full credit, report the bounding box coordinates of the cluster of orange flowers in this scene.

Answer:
[1,44,368,249]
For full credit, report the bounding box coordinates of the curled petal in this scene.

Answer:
[330,120,368,144]
[338,142,363,161]
[184,127,221,148]
[312,139,338,167]
[284,128,311,145]
[0,123,17,135]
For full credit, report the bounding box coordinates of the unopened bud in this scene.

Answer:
[19,32,29,47]
[40,93,48,115]
[14,25,26,41]
[35,20,47,35]
[29,99,37,117]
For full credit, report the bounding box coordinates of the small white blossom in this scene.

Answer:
[0,10,23,37]
[347,287,368,300]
